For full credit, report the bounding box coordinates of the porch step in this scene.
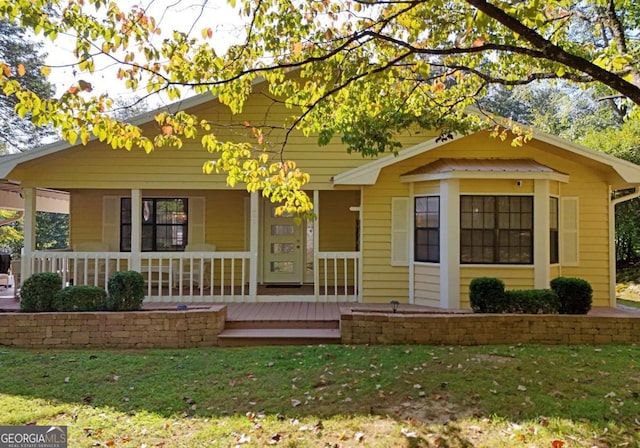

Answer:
[217,328,341,347]
[224,319,339,330]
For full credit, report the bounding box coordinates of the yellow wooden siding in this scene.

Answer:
[10,89,436,190]
[414,264,440,307]
[318,190,360,251]
[459,179,534,194]
[70,190,248,250]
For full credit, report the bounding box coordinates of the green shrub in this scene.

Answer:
[107,271,145,311]
[20,272,63,312]
[469,277,506,313]
[55,285,107,311]
[504,289,560,314]
[550,277,593,315]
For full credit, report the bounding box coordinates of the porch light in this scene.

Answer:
[390,300,399,313]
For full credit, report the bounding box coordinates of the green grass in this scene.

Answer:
[1,345,639,447]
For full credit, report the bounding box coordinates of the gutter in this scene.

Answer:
[611,186,640,206]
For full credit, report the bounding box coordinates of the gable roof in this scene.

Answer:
[0,92,215,180]
[332,128,640,186]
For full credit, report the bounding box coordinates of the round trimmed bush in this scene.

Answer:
[550,277,593,315]
[20,272,63,312]
[107,270,145,311]
[469,277,506,313]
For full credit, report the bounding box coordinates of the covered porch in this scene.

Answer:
[20,188,362,303]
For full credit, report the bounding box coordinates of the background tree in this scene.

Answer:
[0,0,638,212]
[0,20,55,153]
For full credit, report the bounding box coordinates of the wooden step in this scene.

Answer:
[217,328,341,347]
[224,319,339,330]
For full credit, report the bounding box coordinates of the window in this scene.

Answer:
[120,198,188,251]
[460,195,533,264]
[550,197,559,264]
[414,196,440,262]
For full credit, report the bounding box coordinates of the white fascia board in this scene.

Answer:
[332,133,467,185]
[400,171,570,183]
[532,130,640,184]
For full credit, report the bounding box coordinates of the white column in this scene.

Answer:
[249,192,259,300]
[440,179,460,308]
[21,187,36,285]
[313,190,320,301]
[408,183,415,304]
[130,189,141,272]
[534,179,550,289]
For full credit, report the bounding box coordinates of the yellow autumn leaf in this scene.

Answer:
[293,41,303,57]
[17,64,26,77]
[40,66,51,77]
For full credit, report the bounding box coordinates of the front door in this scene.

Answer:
[262,201,304,283]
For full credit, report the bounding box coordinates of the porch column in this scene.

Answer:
[21,187,36,285]
[440,179,460,309]
[313,190,320,301]
[249,191,259,299]
[534,179,550,289]
[130,189,142,272]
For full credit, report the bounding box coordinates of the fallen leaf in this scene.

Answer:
[354,432,365,442]
[291,399,302,407]
[551,441,565,448]
[64,377,70,383]
[268,433,282,444]
[517,385,527,391]
[401,428,417,438]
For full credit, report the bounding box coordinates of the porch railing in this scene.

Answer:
[139,251,251,302]
[29,250,360,302]
[30,250,252,302]
[31,251,131,287]
[315,251,361,302]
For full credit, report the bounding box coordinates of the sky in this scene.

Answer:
[42,0,245,108]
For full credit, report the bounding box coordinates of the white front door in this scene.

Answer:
[262,201,304,283]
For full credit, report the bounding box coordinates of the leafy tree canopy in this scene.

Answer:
[0,0,639,213]
[0,20,55,152]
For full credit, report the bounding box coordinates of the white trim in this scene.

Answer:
[249,192,259,300]
[533,179,550,288]
[21,187,36,284]
[130,189,142,272]
[333,134,468,185]
[333,126,640,187]
[401,171,569,183]
[408,183,415,304]
[440,179,460,308]
[313,190,320,299]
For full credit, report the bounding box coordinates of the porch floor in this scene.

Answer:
[0,287,638,318]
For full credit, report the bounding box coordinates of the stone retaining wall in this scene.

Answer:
[340,310,640,345]
[0,306,226,348]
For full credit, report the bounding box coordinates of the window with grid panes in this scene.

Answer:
[120,198,188,251]
[414,196,440,262]
[460,195,533,264]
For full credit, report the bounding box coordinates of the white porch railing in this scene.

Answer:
[139,251,251,302]
[29,250,360,302]
[315,251,361,302]
[29,250,252,302]
[31,251,132,287]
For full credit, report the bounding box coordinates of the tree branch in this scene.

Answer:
[464,0,640,105]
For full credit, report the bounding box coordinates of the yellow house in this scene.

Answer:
[1,89,639,309]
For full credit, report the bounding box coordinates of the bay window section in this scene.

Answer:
[120,198,188,251]
[414,196,440,263]
[460,195,533,264]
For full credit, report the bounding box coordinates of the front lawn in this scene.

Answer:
[1,345,638,447]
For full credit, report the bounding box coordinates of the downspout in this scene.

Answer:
[609,186,640,306]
